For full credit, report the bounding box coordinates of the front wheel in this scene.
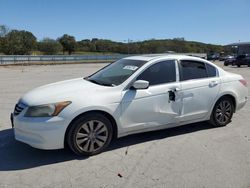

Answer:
[210,97,234,127]
[67,113,113,156]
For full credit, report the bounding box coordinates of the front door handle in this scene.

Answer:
[168,87,181,102]
[168,90,176,102]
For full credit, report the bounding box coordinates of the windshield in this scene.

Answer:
[86,59,147,86]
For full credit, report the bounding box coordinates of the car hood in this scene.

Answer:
[20,78,118,106]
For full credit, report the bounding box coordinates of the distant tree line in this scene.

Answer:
[0,24,228,55]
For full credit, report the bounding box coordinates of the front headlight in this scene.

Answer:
[24,101,71,117]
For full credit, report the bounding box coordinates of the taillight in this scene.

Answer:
[239,79,247,87]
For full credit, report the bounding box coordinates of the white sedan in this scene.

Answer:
[11,55,248,156]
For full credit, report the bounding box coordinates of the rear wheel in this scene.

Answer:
[67,113,113,156]
[210,97,234,127]
[237,64,241,67]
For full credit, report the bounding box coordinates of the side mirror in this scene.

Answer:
[131,80,149,90]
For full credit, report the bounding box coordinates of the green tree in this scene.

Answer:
[58,34,76,55]
[3,30,36,55]
[38,38,62,55]
[0,25,9,53]
[0,25,9,37]
[77,39,91,52]
[0,38,3,53]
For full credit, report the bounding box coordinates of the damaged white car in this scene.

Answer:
[11,55,248,155]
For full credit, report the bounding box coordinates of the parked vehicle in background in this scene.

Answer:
[235,54,250,67]
[224,55,236,66]
[220,55,234,62]
[219,56,226,61]
[207,53,220,60]
[11,55,248,156]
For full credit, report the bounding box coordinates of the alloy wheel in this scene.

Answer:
[75,120,108,152]
[215,100,232,124]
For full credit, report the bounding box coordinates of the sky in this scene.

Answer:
[0,0,249,45]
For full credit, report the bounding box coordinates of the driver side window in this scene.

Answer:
[137,60,176,86]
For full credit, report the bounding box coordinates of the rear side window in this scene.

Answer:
[206,63,217,77]
[179,60,207,81]
[137,60,176,86]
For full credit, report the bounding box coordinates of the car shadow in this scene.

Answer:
[0,121,215,171]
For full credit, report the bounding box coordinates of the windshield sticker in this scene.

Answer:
[123,65,138,71]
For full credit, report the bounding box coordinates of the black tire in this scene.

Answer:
[67,113,113,156]
[237,64,241,67]
[224,62,228,66]
[210,97,234,127]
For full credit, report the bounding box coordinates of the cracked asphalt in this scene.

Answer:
[0,61,250,188]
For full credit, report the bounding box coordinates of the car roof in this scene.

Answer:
[124,54,205,62]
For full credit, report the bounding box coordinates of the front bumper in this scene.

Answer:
[12,113,70,150]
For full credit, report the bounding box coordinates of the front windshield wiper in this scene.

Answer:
[84,78,115,87]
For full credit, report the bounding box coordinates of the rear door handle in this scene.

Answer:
[209,80,218,87]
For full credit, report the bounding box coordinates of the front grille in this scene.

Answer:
[14,102,27,116]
